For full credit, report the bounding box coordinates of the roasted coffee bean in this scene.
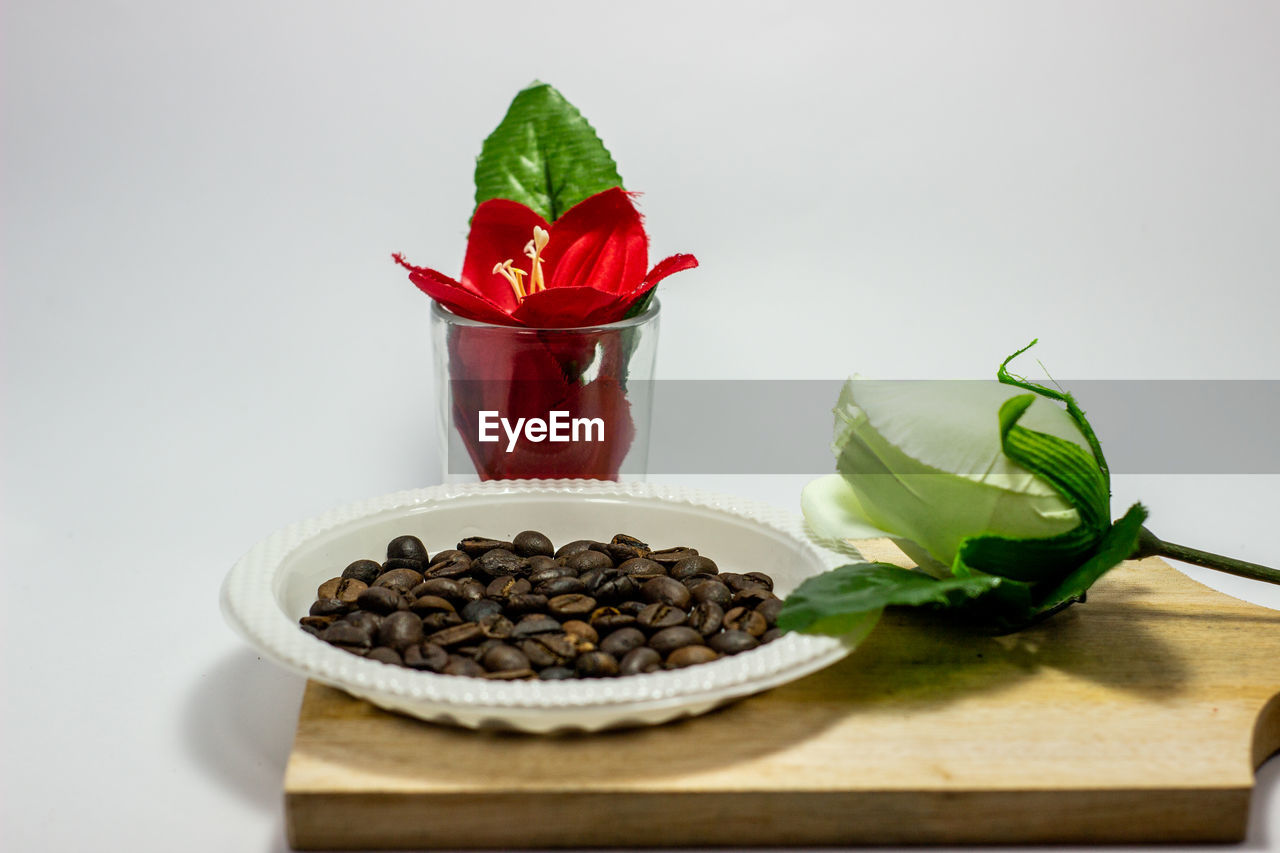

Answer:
[455,578,485,603]
[402,642,448,671]
[423,552,471,579]
[376,610,424,650]
[372,568,423,594]
[575,650,619,678]
[708,630,759,654]
[607,534,650,563]
[382,557,425,572]
[509,615,562,639]
[387,534,429,562]
[641,576,691,609]
[717,572,745,590]
[309,598,352,617]
[344,611,382,634]
[416,577,460,600]
[589,607,636,633]
[484,667,536,680]
[527,555,560,573]
[594,574,638,603]
[538,666,576,680]
[679,573,720,589]
[300,622,325,638]
[617,600,647,617]
[530,565,578,584]
[521,634,577,667]
[561,620,597,644]
[690,579,733,608]
[667,646,719,668]
[505,593,549,615]
[723,606,768,637]
[760,628,783,644]
[457,537,513,557]
[366,647,403,666]
[618,557,665,579]
[554,539,595,559]
[321,622,373,652]
[512,530,555,558]
[409,595,456,615]
[565,549,613,571]
[619,646,662,675]
[548,593,597,619]
[722,573,767,593]
[428,621,485,648]
[733,586,778,609]
[461,599,504,622]
[636,602,687,631]
[299,615,335,630]
[341,559,382,584]
[647,547,698,566]
[671,555,719,580]
[477,612,514,639]
[481,643,531,673]
[474,548,529,578]
[421,612,461,632]
[755,598,784,625]
[485,576,531,599]
[648,626,705,656]
[686,601,724,636]
[428,548,465,566]
[443,655,485,677]
[741,571,775,591]
[599,627,646,657]
[535,576,587,597]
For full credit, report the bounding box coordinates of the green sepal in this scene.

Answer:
[473,82,623,222]
[778,562,1001,636]
[1039,502,1148,611]
[999,340,1111,487]
[998,395,1110,532]
[953,394,1112,583]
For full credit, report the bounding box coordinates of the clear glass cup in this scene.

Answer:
[431,300,659,482]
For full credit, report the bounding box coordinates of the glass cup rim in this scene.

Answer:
[431,298,660,332]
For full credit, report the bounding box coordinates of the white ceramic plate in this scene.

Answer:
[220,480,867,733]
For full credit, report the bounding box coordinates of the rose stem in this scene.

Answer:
[1136,527,1280,585]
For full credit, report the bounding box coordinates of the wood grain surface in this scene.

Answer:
[285,545,1280,849]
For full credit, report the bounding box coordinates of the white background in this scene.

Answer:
[3,1,1278,850]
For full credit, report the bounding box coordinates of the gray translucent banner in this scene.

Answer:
[445,380,1280,475]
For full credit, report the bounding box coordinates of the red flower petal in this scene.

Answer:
[616,252,700,307]
[511,286,629,329]
[461,199,549,311]
[642,253,699,290]
[393,254,516,326]
[545,188,648,295]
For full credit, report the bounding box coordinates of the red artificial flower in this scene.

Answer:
[394,187,697,328]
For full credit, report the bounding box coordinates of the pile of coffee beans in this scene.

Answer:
[298,531,784,680]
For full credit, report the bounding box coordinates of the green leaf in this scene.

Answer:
[1039,502,1149,611]
[779,563,1002,636]
[473,82,623,222]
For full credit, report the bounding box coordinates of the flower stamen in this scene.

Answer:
[492,259,527,301]
[493,226,550,302]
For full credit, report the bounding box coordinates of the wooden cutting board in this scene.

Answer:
[284,545,1280,849]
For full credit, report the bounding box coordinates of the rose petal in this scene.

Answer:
[545,188,648,295]
[461,199,550,311]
